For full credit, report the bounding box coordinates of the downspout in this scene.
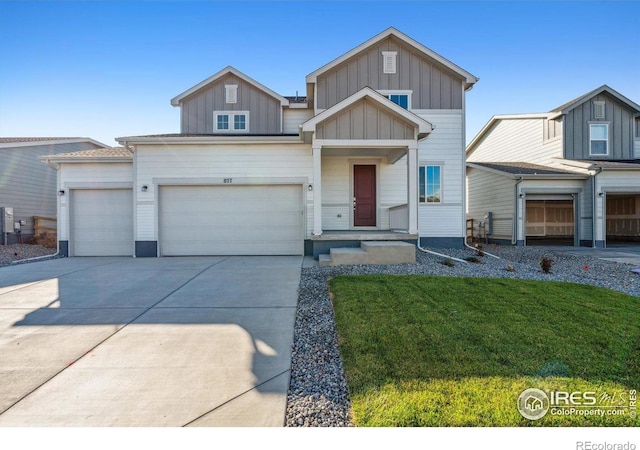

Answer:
[512,177,524,245]
[591,167,603,248]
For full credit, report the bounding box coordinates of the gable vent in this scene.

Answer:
[593,101,605,119]
[225,85,238,104]
[382,51,397,74]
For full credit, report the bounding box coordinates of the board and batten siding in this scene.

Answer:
[316,36,464,111]
[466,167,515,241]
[417,110,465,237]
[564,93,637,160]
[0,141,103,240]
[467,118,563,167]
[283,109,314,134]
[316,99,415,140]
[134,144,314,241]
[180,73,282,134]
[321,155,407,230]
[58,162,133,241]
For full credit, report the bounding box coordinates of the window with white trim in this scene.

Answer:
[589,123,608,156]
[419,165,442,203]
[225,85,238,104]
[379,90,412,109]
[382,51,397,74]
[214,111,249,133]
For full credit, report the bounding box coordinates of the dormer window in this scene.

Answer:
[225,85,238,104]
[214,111,249,133]
[593,101,605,119]
[382,51,397,74]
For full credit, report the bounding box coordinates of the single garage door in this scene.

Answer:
[159,185,303,256]
[526,198,574,244]
[606,194,640,244]
[71,189,133,256]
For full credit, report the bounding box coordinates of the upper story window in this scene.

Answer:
[225,85,238,104]
[589,123,609,156]
[382,51,397,74]
[419,165,442,203]
[379,90,412,109]
[214,111,249,133]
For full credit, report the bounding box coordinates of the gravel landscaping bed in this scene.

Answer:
[285,245,640,427]
[0,244,57,267]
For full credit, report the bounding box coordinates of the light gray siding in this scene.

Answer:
[180,73,281,134]
[0,141,103,242]
[316,36,464,110]
[563,93,637,160]
[466,167,515,241]
[543,118,562,141]
[316,99,415,140]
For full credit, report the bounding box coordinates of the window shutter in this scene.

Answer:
[225,85,238,104]
[593,101,605,119]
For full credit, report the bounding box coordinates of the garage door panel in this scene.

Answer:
[160,185,303,256]
[72,189,133,256]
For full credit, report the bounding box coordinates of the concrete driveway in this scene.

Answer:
[0,256,302,426]
[535,245,640,266]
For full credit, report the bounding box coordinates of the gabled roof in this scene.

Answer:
[0,137,108,149]
[551,84,640,114]
[300,87,433,141]
[170,66,290,107]
[306,27,478,90]
[467,162,587,179]
[466,114,554,156]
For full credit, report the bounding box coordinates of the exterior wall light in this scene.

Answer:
[58,190,65,196]
[308,184,313,191]
[142,185,149,192]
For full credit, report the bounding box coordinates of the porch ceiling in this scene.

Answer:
[321,147,407,163]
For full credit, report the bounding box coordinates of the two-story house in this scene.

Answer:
[41,28,478,259]
[466,85,640,248]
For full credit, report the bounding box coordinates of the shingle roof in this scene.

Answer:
[551,85,640,114]
[579,160,640,169]
[470,162,583,175]
[120,133,300,138]
[284,96,308,103]
[0,137,83,143]
[42,147,132,159]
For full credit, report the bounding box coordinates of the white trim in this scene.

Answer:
[419,163,443,204]
[381,51,397,74]
[313,139,419,148]
[305,27,478,88]
[116,135,302,145]
[589,122,609,156]
[556,85,640,114]
[0,138,109,149]
[170,66,290,107]
[213,111,250,133]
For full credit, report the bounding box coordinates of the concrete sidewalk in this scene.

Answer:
[0,256,301,426]
[538,245,640,266]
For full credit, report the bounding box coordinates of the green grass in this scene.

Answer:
[330,276,640,426]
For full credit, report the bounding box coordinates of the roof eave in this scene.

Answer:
[0,138,109,149]
[116,135,304,145]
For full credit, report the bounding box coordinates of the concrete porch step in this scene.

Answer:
[318,241,416,267]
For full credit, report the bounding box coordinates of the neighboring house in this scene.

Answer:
[41,27,478,258]
[0,137,107,245]
[466,85,640,247]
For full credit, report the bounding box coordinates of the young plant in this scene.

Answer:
[539,256,554,274]
[440,258,455,267]
[505,264,515,272]
[465,256,481,264]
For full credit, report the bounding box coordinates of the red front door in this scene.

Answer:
[353,165,376,227]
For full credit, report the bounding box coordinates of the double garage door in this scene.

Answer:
[159,185,303,256]
[70,185,303,256]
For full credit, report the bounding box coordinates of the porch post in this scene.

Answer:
[407,144,418,234]
[312,144,322,235]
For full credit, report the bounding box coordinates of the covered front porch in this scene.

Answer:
[300,87,432,261]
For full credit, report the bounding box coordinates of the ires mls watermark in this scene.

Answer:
[517,388,637,421]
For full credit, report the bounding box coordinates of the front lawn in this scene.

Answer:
[330,276,640,426]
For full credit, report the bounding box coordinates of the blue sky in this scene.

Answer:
[1,1,638,147]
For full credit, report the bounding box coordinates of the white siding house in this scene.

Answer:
[43,28,478,257]
[467,85,640,247]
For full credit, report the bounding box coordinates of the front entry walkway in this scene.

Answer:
[0,256,301,426]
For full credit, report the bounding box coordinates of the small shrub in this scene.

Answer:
[539,256,554,273]
[440,258,455,267]
[464,256,481,264]
[505,264,515,272]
